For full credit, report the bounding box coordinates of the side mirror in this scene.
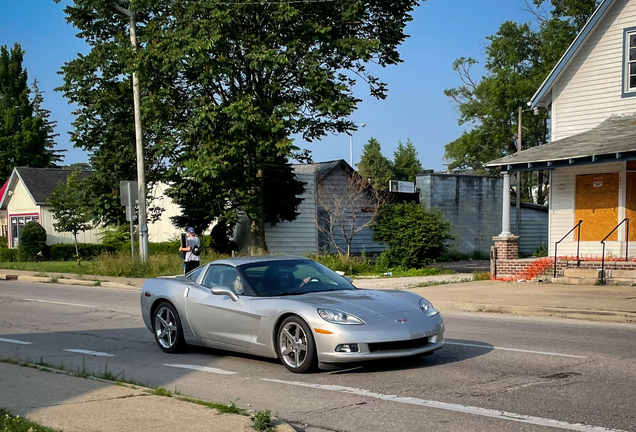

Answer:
[211,287,239,302]
[344,276,353,283]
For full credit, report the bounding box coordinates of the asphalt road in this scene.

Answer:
[0,281,635,432]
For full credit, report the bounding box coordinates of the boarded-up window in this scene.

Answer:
[575,173,619,241]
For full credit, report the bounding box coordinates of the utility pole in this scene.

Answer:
[114,2,149,263]
[516,107,522,236]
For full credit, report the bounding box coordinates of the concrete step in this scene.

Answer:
[607,269,636,279]
[552,277,599,285]
[562,268,602,279]
[605,278,636,286]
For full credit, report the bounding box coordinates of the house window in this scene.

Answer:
[9,215,40,248]
[624,29,636,94]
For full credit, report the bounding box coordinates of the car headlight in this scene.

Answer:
[317,308,365,325]
[419,298,439,317]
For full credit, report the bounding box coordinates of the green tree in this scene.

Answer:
[47,171,93,260]
[17,221,49,262]
[0,43,62,181]
[373,202,451,269]
[357,138,394,191]
[56,0,419,251]
[392,139,422,182]
[443,1,599,203]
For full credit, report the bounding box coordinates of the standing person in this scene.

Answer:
[179,227,201,274]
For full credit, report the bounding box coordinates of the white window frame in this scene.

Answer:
[623,28,636,96]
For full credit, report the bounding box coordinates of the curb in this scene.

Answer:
[0,274,141,290]
[436,301,636,324]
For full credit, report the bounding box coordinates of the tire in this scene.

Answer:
[153,302,187,354]
[277,316,317,374]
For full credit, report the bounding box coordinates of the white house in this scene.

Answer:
[0,167,182,248]
[486,0,636,274]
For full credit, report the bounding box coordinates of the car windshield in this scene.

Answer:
[239,259,355,297]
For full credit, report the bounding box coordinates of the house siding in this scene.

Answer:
[552,0,636,141]
[147,183,184,242]
[549,162,625,257]
[317,167,385,254]
[265,172,318,254]
[40,206,102,245]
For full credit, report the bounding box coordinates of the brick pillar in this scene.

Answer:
[492,235,520,260]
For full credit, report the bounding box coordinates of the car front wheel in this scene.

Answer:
[277,316,317,373]
[153,302,186,354]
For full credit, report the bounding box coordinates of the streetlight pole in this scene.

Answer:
[516,107,522,236]
[114,2,149,263]
[348,123,366,167]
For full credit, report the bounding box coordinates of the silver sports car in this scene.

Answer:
[140,256,445,373]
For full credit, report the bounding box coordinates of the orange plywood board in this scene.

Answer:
[575,173,619,241]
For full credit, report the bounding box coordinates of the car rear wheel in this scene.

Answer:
[277,316,317,373]
[153,302,186,354]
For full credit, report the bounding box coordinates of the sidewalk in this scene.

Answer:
[0,361,293,432]
[2,269,636,323]
[410,280,636,324]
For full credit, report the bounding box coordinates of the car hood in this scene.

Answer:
[288,289,419,317]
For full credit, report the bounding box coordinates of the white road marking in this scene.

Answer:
[445,341,587,359]
[63,349,115,357]
[262,379,625,432]
[164,364,237,375]
[0,337,32,345]
[24,299,95,308]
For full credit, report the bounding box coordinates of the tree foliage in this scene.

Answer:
[373,202,451,269]
[0,43,63,181]
[392,138,422,182]
[443,0,599,203]
[56,0,420,250]
[357,138,394,191]
[47,170,93,259]
[17,221,48,262]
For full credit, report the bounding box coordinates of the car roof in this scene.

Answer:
[210,255,311,267]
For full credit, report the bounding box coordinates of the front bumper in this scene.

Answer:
[318,338,445,363]
[314,312,445,364]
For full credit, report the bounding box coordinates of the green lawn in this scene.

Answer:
[0,261,97,275]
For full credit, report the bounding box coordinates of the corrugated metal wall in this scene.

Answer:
[511,206,549,255]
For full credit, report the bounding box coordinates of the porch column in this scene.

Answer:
[500,172,512,236]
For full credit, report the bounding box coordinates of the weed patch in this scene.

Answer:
[253,410,276,432]
[0,409,61,432]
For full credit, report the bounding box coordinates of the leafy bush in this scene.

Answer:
[473,271,491,281]
[17,222,49,261]
[373,203,451,269]
[532,244,548,257]
[0,236,7,248]
[49,243,116,261]
[101,225,132,251]
[0,248,18,262]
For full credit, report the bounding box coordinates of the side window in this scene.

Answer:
[186,266,204,282]
[202,266,245,295]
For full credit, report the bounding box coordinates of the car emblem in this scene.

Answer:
[395,319,407,324]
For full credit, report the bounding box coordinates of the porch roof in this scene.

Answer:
[485,115,636,172]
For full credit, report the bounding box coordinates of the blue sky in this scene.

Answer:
[0,0,531,170]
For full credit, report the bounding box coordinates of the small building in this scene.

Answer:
[486,0,636,278]
[235,160,393,255]
[416,171,548,255]
[0,167,182,248]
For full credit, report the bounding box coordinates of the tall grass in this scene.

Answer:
[92,250,228,278]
